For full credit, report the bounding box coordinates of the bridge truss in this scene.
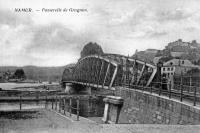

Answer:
[62,54,157,90]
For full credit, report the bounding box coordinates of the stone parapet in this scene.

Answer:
[102,96,124,124]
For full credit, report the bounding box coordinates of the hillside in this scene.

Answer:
[132,49,158,64]
[0,64,75,82]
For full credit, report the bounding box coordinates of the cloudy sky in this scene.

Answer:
[1,0,200,66]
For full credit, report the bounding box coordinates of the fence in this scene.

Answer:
[49,95,104,121]
[119,75,200,106]
[0,90,60,110]
[50,95,80,121]
[106,56,200,106]
[0,90,81,121]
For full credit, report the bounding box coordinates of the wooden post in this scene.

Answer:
[20,95,22,110]
[52,98,54,109]
[189,75,192,93]
[169,81,171,99]
[69,97,72,117]
[142,84,144,91]
[194,86,197,106]
[55,95,57,110]
[45,94,47,109]
[159,80,162,96]
[64,98,66,115]
[180,74,183,102]
[59,96,61,113]
[76,98,80,121]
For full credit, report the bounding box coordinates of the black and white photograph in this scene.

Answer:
[1,0,200,132]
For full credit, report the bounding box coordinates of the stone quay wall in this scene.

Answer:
[112,87,200,124]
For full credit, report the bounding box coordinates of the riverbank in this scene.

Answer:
[0,82,59,90]
[1,109,200,133]
[0,82,62,100]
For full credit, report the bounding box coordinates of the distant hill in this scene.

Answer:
[132,49,158,64]
[0,64,75,82]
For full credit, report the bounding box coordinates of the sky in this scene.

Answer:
[1,0,200,66]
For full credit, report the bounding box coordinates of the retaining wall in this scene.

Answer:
[112,87,200,124]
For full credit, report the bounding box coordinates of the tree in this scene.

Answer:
[14,69,26,79]
[80,42,104,58]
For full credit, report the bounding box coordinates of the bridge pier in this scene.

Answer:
[64,83,76,94]
[64,83,92,95]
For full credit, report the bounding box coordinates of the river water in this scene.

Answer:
[0,82,59,90]
[0,83,104,118]
[0,101,46,111]
[0,82,57,111]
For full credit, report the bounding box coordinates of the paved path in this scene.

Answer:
[0,109,100,133]
[1,109,200,133]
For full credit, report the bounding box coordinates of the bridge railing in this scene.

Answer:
[49,95,104,121]
[49,95,80,121]
[121,78,200,106]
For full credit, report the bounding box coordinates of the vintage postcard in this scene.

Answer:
[0,0,200,133]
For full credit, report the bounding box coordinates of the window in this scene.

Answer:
[171,67,173,71]
[170,62,173,65]
[182,60,184,64]
[167,67,170,71]
[171,73,173,75]
[163,68,165,71]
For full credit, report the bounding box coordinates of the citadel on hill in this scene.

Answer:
[134,39,200,65]
[133,39,200,80]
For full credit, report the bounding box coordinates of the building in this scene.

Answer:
[166,39,200,58]
[166,39,200,49]
[161,59,199,79]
